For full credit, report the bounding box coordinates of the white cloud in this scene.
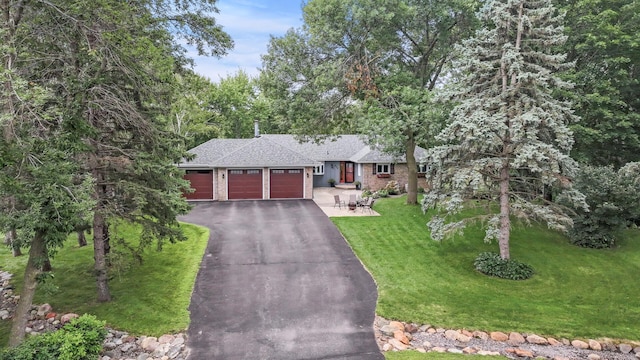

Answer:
[189,0,302,81]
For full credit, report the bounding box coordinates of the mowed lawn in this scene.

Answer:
[0,222,208,347]
[333,196,640,341]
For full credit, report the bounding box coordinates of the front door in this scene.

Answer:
[340,161,355,183]
[345,162,354,183]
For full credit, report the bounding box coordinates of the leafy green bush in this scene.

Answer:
[361,189,373,198]
[0,314,107,360]
[473,252,534,280]
[374,189,388,198]
[566,164,640,248]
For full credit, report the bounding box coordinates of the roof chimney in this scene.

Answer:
[254,119,260,138]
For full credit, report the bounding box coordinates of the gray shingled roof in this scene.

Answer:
[179,139,248,168]
[179,134,427,168]
[214,137,318,167]
[261,134,367,161]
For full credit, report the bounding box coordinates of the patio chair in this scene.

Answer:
[361,197,375,214]
[334,195,346,209]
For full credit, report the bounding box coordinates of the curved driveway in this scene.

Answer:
[181,200,383,360]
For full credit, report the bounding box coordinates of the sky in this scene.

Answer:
[190,0,305,81]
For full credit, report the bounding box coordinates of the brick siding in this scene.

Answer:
[361,163,429,192]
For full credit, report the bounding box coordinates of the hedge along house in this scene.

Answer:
[178,134,430,201]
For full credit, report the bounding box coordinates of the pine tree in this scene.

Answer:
[423,0,586,260]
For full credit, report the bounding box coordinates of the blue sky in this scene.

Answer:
[191,0,304,81]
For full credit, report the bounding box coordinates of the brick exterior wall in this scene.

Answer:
[361,163,429,192]
[262,167,269,199]
[305,167,314,199]
[215,168,226,201]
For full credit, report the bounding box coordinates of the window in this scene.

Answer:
[418,164,430,173]
[288,169,301,174]
[313,164,324,175]
[229,170,243,175]
[247,169,260,174]
[186,170,211,174]
[272,169,285,174]
[376,163,391,174]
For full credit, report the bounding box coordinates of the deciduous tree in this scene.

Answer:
[260,0,477,203]
[557,0,640,167]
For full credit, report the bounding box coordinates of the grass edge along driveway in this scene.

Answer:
[332,196,640,342]
[0,222,209,347]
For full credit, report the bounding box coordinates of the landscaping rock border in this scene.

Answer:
[375,316,640,359]
[1,271,189,360]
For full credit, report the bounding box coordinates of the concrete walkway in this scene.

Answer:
[312,188,380,217]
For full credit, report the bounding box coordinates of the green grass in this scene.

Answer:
[384,352,505,360]
[0,222,208,346]
[333,196,640,341]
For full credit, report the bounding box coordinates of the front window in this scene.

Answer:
[313,164,325,175]
[418,164,430,173]
[376,163,390,174]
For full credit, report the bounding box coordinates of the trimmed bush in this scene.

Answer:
[0,314,107,360]
[473,252,534,280]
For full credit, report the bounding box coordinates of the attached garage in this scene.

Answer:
[270,169,304,199]
[228,169,263,200]
[183,170,214,200]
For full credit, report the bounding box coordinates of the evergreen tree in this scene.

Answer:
[422,0,586,260]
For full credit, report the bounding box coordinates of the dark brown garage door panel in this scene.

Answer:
[270,169,304,199]
[183,170,214,200]
[228,169,263,200]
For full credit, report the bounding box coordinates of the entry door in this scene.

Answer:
[340,162,346,183]
[345,162,354,183]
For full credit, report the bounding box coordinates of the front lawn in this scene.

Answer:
[0,222,208,347]
[333,196,640,341]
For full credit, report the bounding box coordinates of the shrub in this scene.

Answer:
[565,164,640,248]
[0,314,107,360]
[473,252,534,280]
[374,189,388,198]
[417,187,425,194]
[361,189,373,198]
[383,180,400,195]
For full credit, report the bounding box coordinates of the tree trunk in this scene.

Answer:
[8,231,45,347]
[104,221,111,267]
[405,131,418,205]
[77,230,87,247]
[40,244,52,272]
[5,229,22,257]
[93,211,111,302]
[498,164,511,260]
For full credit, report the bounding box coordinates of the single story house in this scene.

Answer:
[178,134,429,201]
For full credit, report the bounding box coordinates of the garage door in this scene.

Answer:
[228,169,263,200]
[183,170,213,200]
[270,169,304,199]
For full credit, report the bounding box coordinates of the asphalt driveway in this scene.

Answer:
[181,200,383,360]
